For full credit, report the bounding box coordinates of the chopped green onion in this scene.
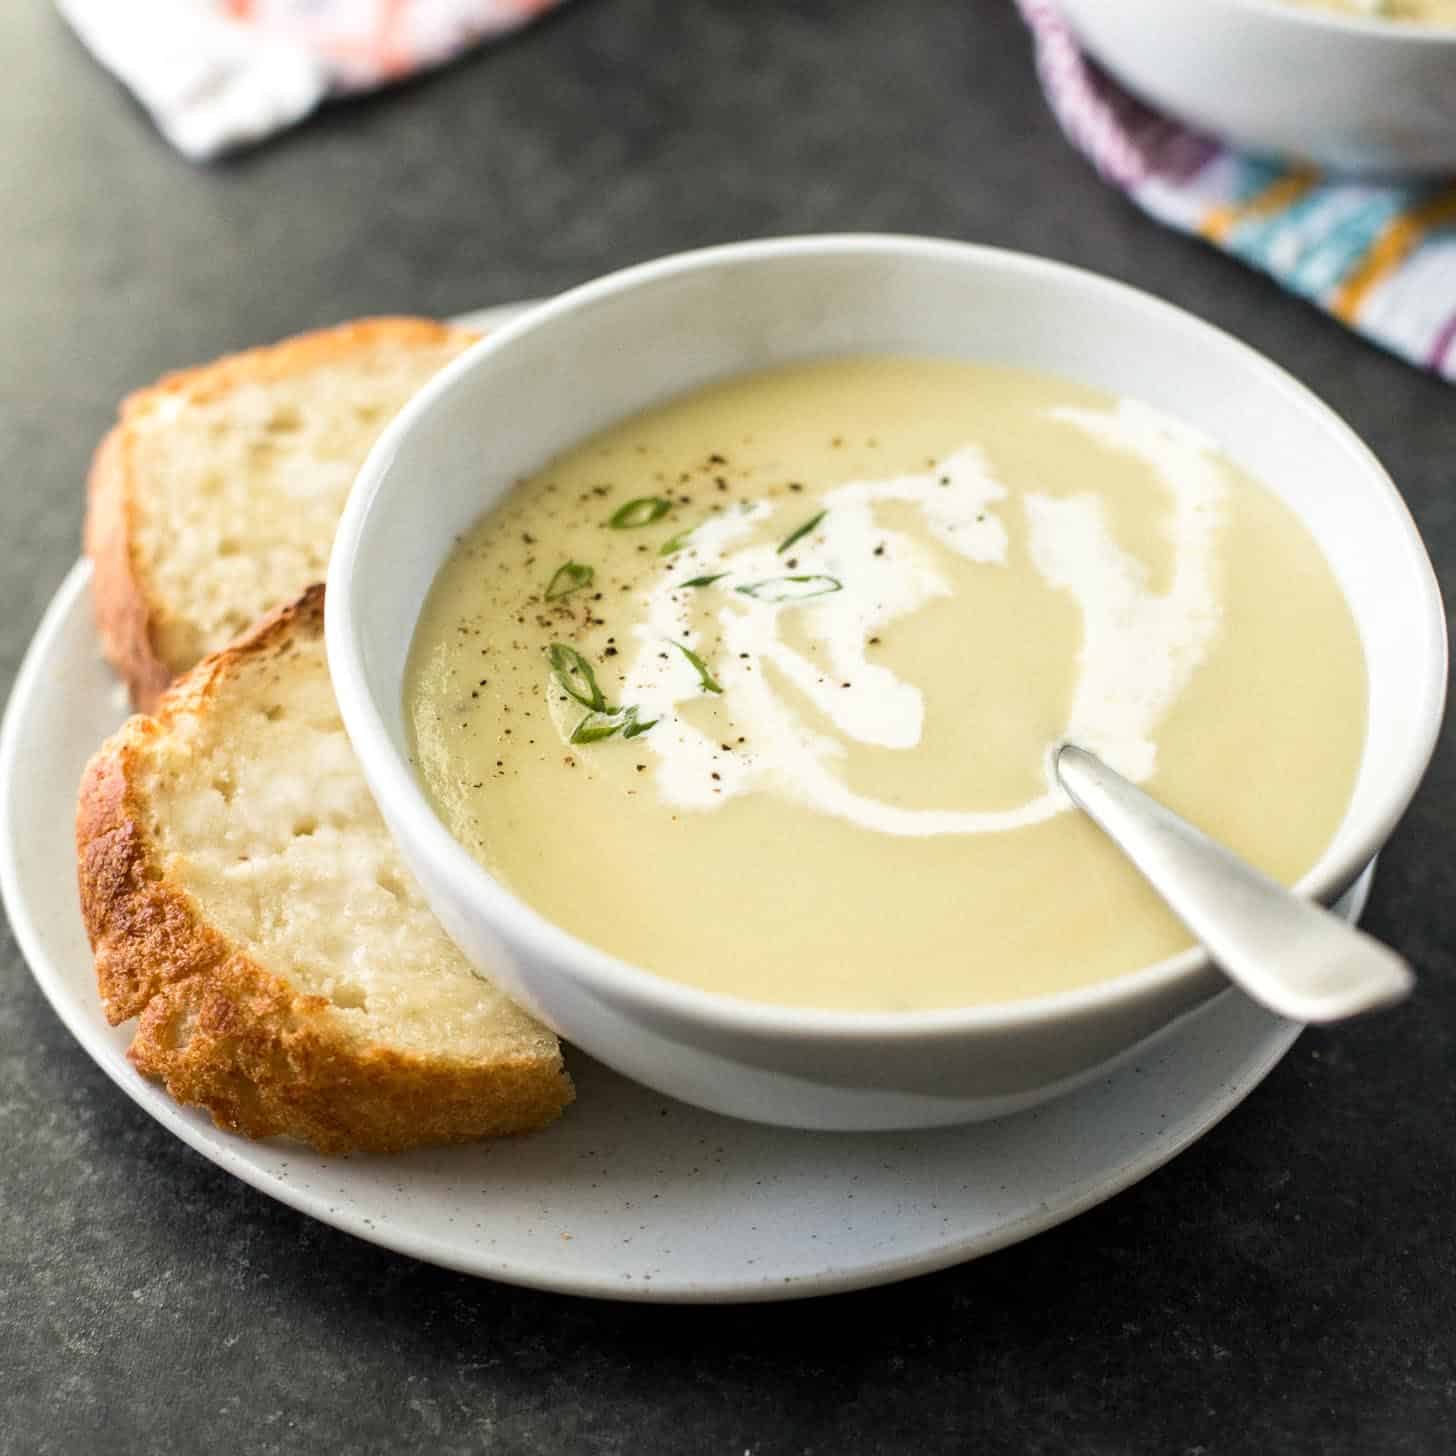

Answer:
[544,561,594,600]
[622,708,658,739]
[659,526,695,556]
[735,575,843,603]
[669,641,723,694]
[547,643,609,712]
[608,496,671,529]
[777,509,826,554]
[680,572,728,588]
[570,710,625,744]
[569,704,658,744]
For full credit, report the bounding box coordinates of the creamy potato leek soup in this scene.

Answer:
[406,357,1367,1013]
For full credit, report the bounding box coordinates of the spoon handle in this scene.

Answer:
[1054,744,1413,1023]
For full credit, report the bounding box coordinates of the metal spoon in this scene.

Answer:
[1054,743,1413,1023]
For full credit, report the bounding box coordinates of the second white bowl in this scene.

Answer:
[1058,0,1456,174]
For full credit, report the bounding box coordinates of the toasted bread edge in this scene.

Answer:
[85,425,174,713]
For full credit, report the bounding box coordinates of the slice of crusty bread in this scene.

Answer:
[76,585,572,1154]
[86,318,476,711]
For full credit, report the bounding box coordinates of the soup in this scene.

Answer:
[1282,0,1456,23]
[406,358,1366,1012]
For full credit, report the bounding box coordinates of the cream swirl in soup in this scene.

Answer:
[602,402,1223,836]
[406,357,1367,1012]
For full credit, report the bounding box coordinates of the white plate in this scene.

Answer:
[0,301,1366,1302]
[2,558,1375,1302]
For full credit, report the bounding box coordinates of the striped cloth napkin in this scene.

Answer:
[56,0,564,161]
[1017,0,1456,383]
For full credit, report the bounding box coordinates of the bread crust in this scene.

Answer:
[84,426,174,713]
[84,318,477,713]
[76,587,573,1154]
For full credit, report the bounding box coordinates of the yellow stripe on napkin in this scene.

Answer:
[1333,191,1456,323]
[1199,170,1320,246]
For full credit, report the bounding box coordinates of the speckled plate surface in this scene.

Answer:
[1,304,1365,1303]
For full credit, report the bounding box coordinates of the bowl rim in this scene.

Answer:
[327,233,1447,1044]
[1177,0,1456,44]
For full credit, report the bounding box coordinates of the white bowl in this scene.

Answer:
[327,236,1445,1131]
[1058,0,1456,174]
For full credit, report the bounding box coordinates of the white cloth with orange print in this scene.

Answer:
[55,0,563,160]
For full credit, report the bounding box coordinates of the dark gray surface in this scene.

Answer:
[3,2,1452,1452]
